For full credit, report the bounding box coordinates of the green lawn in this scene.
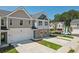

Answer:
[57,35,73,41]
[60,35,73,39]
[60,38,71,41]
[37,40,62,50]
[0,45,18,53]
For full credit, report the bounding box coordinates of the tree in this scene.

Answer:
[54,9,79,34]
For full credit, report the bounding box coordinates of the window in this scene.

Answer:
[1,19,4,25]
[10,19,12,25]
[59,25,60,27]
[38,14,48,20]
[38,21,42,26]
[29,20,30,24]
[20,20,23,25]
[45,22,48,26]
[77,24,79,27]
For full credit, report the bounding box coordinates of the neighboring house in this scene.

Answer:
[49,22,55,29]
[0,7,49,46]
[50,21,64,33]
[70,19,79,34]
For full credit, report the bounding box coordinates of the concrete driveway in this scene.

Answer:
[43,37,70,46]
[13,40,56,53]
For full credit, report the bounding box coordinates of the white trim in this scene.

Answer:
[8,16,34,20]
[6,7,32,19]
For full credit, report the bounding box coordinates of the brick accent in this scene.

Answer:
[34,29,49,38]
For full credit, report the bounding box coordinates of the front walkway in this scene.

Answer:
[13,40,56,53]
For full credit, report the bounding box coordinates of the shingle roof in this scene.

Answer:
[0,10,11,16]
[32,12,47,19]
[71,19,79,24]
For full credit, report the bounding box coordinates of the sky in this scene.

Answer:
[0,6,79,20]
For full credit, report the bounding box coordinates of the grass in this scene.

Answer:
[68,49,75,53]
[57,34,73,41]
[61,35,73,39]
[60,38,71,41]
[0,45,18,53]
[37,40,62,50]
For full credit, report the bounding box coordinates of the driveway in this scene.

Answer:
[13,40,56,53]
[43,37,70,46]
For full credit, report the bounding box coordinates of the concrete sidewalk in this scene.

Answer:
[13,40,56,53]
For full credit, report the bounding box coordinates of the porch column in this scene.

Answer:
[6,17,8,29]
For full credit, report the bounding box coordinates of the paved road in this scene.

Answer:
[13,40,56,53]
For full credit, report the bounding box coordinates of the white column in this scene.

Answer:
[6,17,8,29]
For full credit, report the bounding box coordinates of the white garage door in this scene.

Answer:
[71,28,79,34]
[8,28,33,43]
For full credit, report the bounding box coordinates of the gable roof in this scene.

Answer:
[7,7,32,19]
[32,12,48,20]
[0,10,11,16]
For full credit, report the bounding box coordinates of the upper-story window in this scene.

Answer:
[38,14,48,20]
[77,24,79,27]
[59,24,60,27]
[45,22,48,26]
[20,20,23,25]
[29,20,30,24]
[1,19,4,25]
[10,19,12,25]
[38,21,42,26]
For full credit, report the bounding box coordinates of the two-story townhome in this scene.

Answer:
[0,7,49,46]
[32,12,49,39]
[70,19,79,35]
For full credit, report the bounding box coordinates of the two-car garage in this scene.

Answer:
[7,28,33,43]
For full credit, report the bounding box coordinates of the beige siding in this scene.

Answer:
[9,10,30,18]
[8,18,33,28]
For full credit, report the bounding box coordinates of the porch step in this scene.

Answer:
[0,44,9,48]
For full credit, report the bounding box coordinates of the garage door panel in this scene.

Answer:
[72,29,79,34]
[8,28,33,43]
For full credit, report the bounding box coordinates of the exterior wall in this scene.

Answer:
[7,28,33,43]
[56,22,64,29]
[35,19,49,29]
[34,29,49,39]
[9,10,30,18]
[8,18,32,28]
[71,19,79,34]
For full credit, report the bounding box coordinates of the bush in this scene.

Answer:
[53,32,61,34]
[68,49,75,53]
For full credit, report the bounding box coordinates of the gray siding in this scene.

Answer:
[8,18,33,28]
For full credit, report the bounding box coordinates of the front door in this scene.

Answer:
[1,32,7,45]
